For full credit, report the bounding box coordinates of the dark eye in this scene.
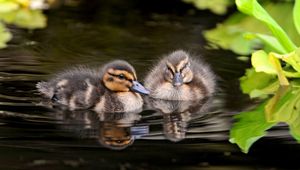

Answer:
[118,74,125,79]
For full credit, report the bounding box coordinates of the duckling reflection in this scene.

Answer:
[97,111,147,150]
[145,97,211,142]
[51,109,148,150]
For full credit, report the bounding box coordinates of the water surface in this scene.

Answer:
[0,1,299,169]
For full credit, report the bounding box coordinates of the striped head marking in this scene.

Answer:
[102,60,149,94]
[164,50,193,87]
[103,68,135,92]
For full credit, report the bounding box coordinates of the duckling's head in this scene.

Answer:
[102,60,149,94]
[98,122,134,150]
[164,50,193,87]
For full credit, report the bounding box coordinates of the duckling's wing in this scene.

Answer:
[191,58,216,95]
[36,81,54,98]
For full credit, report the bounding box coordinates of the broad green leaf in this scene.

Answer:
[240,68,276,95]
[244,33,287,54]
[249,80,279,98]
[205,2,300,55]
[290,112,300,141]
[283,71,300,78]
[265,86,290,121]
[229,102,276,153]
[0,22,12,48]
[183,0,233,15]
[13,9,46,29]
[0,2,18,12]
[236,0,297,52]
[266,87,300,122]
[293,0,300,35]
[204,24,257,55]
[265,87,300,142]
[251,50,277,74]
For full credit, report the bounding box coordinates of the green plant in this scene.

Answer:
[204,1,300,55]
[183,0,234,15]
[0,0,47,48]
[229,0,300,153]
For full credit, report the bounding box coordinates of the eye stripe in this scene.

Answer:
[108,72,131,81]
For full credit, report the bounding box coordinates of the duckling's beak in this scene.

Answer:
[131,81,150,95]
[173,72,183,87]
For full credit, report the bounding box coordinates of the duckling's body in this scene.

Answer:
[144,50,216,100]
[37,60,149,112]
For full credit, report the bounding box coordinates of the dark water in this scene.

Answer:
[0,1,299,169]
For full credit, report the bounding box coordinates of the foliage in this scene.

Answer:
[204,1,300,55]
[0,0,47,48]
[0,22,12,48]
[183,0,234,15]
[230,85,300,153]
[230,0,300,153]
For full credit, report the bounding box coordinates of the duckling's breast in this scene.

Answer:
[150,83,204,100]
[94,92,143,113]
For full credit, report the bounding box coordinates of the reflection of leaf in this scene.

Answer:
[0,22,12,48]
[236,0,296,52]
[230,102,276,153]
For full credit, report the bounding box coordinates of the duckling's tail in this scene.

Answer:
[36,81,54,98]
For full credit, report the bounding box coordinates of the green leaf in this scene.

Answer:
[236,0,297,52]
[0,2,19,13]
[230,102,276,153]
[266,87,300,123]
[290,116,300,142]
[249,81,279,98]
[240,68,276,95]
[183,0,233,15]
[205,2,300,55]
[13,9,47,29]
[0,22,12,48]
[293,0,300,35]
[204,16,261,55]
[265,86,300,142]
[244,33,287,54]
[251,50,277,74]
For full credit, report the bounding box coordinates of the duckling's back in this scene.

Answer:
[36,66,103,110]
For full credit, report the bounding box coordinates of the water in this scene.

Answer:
[0,1,299,169]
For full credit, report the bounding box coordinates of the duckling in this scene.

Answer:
[144,50,216,100]
[36,60,149,112]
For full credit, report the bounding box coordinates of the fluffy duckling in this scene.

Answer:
[36,60,149,112]
[144,50,216,100]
